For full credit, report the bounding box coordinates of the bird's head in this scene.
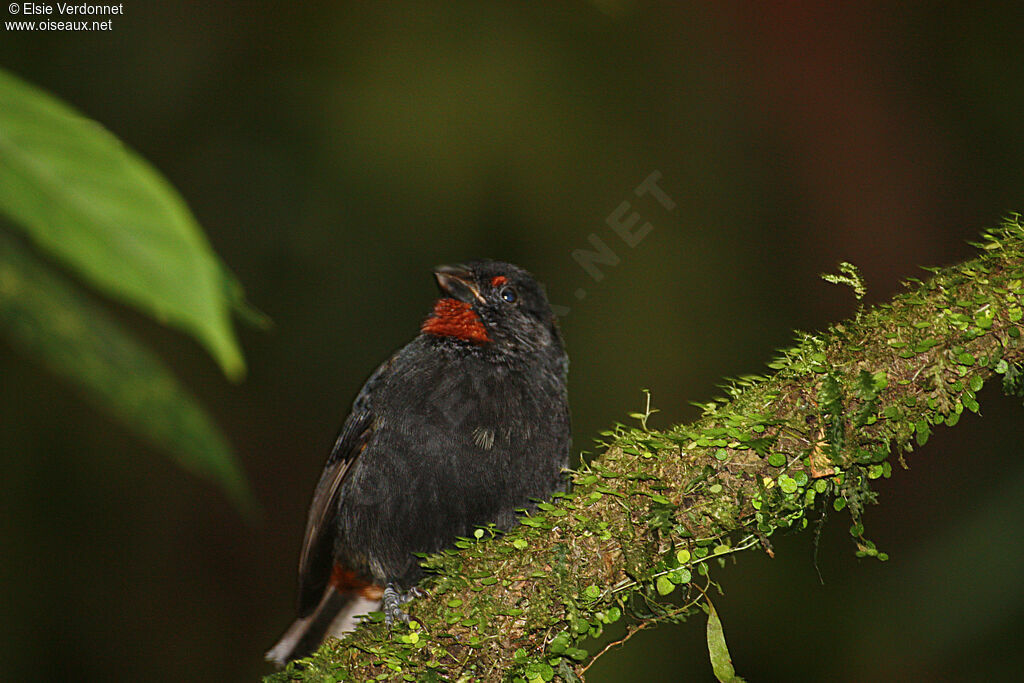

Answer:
[422,260,563,359]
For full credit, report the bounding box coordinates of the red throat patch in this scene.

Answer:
[422,298,490,344]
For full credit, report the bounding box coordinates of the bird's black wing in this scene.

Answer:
[295,360,390,617]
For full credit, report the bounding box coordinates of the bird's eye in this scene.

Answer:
[500,286,518,304]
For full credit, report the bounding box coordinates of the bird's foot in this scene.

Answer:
[383,584,426,627]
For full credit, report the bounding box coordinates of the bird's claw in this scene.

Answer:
[383,584,426,627]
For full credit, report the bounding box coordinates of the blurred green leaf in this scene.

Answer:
[0,67,246,379]
[0,229,253,513]
[706,599,745,683]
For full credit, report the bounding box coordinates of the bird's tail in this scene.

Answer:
[266,587,381,667]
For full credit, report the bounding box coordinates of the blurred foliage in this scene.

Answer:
[0,67,248,378]
[0,229,252,511]
[0,68,253,510]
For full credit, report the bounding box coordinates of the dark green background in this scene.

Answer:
[2,2,1023,681]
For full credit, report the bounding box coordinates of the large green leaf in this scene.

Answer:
[0,230,253,513]
[0,67,245,379]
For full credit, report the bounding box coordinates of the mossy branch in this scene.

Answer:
[267,217,1024,682]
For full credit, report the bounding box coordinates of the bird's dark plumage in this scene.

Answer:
[267,260,570,666]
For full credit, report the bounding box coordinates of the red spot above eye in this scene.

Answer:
[490,276,508,287]
[422,298,491,344]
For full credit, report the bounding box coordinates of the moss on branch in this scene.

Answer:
[266,216,1024,682]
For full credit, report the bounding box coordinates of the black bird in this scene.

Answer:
[267,260,570,665]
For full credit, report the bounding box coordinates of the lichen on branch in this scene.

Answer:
[267,216,1024,683]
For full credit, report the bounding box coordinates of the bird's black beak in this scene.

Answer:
[434,264,485,304]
